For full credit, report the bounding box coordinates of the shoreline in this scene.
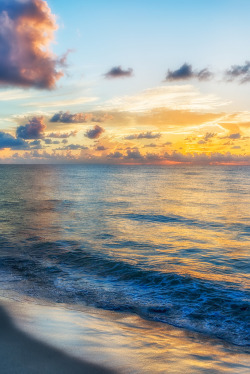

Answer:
[1,294,249,374]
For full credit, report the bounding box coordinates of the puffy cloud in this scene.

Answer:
[124,149,143,160]
[85,125,104,139]
[16,116,46,139]
[125,131,161,140]
[107,151,123,159]
[166,63,213,81]
[225,61,250,83]
[46,130,78,138]
[0,0,64,88]
[104,66,133,79]
[0,131,28,149]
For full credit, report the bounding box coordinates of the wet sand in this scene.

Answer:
[0,303,115,374]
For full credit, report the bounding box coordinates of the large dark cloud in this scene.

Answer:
[166,63,212,81]
[16,117,46,139]
[0,131,28,149]
[104,66,133,79]
[85,125,104,139]
[225,61,250,83]
[0,0,64,88]
[125,132,161,140]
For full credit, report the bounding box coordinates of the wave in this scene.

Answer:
[0,240,249,346]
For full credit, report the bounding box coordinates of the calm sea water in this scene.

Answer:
[0,165,249,346]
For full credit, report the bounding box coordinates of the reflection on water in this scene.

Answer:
[0,165,249,345]
[3,297,250,374]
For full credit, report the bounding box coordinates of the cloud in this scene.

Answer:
[46,130,78,138]
[59,144,88,150]
[0,0,64,89]
[225,61,250,83]
[166,63,213,81]
[85,125,104,139]
[197,132,216,144]
[96,145,107,151]
[16,116,46,139]
[50,111,111,124]
[50,112,92,124]
[228,132,241,139]
[0,131,28,149]
[104,86,228,112]
[107,151,123,159]
[163,151,250,164]
[124,149,143,160]
[124,131,161,140]
[104,66,133,79]
[23,97,97,109]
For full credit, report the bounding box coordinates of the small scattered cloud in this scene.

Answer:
[50,111,111,124]
[16,117,46,139]
[104,66,133,79]
[85,125,105,139]
[125,131,161,140]
[60,144,88,150]
[46,131,78,139]
[50,112,92,124]
[96,145,107,151]
[225,61,250,83]
[197,132,216,144]
[0,0,65,89]
[166,63,213,81]
[228,133,241,140]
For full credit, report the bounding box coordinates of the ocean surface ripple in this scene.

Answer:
[0,165,249,346]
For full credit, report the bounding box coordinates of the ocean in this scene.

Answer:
[0,164,249,350]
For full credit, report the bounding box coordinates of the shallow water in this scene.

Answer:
[0,165,249,346]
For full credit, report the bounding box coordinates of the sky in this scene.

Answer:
[0,0,250,164]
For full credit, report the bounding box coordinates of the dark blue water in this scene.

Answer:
[0,165,249,346]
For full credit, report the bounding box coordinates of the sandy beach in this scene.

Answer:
[0,295,249,374]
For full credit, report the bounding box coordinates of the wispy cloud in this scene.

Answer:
[22,97,98,108]
[0,89,32,101]
[46,131,78,139]
[104,85,229,112]
[124,132,161,140]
